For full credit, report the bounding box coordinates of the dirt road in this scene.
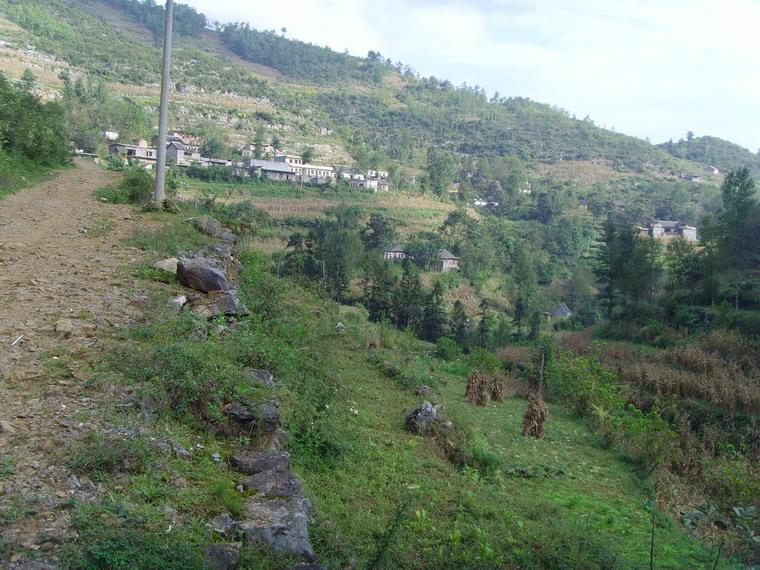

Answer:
[0,159,149,564]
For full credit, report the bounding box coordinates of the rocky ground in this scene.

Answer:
[0,159,151,566]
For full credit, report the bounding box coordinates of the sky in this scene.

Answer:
[183,0,760,152]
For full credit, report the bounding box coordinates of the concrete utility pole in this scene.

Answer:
[153,0,174,203]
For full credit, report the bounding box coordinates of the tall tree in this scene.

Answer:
[716,168,758,309]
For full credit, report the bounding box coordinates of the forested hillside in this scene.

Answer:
[660,134,760,175]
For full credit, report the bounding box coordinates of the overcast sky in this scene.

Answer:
[183,0,760,152]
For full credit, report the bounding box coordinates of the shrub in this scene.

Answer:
[435,336,462,361]
[64,434,151,480]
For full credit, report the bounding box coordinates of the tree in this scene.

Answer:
[301,146,315,163]
[363,258,398,322]
[419,281,445,341]
[716,168,758,309]
[450,300,468,346]
[361,214,396,252]
[394,261,424,329]
[20,69,36,92]
[252,126,265,159]
[426,147,455,197]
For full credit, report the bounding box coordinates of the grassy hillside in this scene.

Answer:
[54,209,738,569]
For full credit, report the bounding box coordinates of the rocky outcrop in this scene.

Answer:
[226,396,317,563]
[177,258,230,293]
[405,401,443,433]
[203,543,241,570]
[231,450,290,475]
[189,290,250,318]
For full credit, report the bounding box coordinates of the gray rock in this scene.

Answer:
[258,398,281,434]
[153,257,179,274]
[240,496,315,561]
[222,402,255,424]
[405,401,440,433]
[212,452,222,462]
[203,543,241,570]
[190,289,249,319]
[171,442,192,459]
[244,368,275,388]
[170,295,187,313]
[262,427,288,451]
[238,470,301,497]
[177,258,230,293]
[231,450,290,475]
[414,385,431,396]
[210,512,239,539]
[335,322,346,334]
[193,216,224,238]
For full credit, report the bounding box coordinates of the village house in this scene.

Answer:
[103,130,119,141]
[439,249,460,272]
[637,220,698,242]
[292,163,335,182]
[704,165,720,175]
[244,159,299,182]
[273,153,304,166]
[383,244,408,260]
[166,140,202,166]
[241,143,274,158]
[109,139,157,163]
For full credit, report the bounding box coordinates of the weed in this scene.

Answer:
[64,434,151,480]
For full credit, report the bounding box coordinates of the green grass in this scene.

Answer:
[125,213,214,257]
[0,154,65,199]
[56,221,738,569]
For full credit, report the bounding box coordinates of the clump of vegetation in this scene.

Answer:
[0,72,68,196]
[95,167,153,204]
[522,393,549,439]
[64,433,151,480]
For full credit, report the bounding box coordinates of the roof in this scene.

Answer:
[655,220,681,229]
[440,249,459,260]
[551,303,572,317]
[249,159,295,173]
[385,244,406,253]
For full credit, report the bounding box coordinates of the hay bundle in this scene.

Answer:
[522,393,549,439]
[491,378,506,402]
[465,370,490,407]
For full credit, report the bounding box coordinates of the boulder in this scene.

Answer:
[405,401,441,433]
[240,496,315,561]
[238,470,301,497]
[222,402,255,424]
[258,398,281,434]
[209,512,239,539]
[190,290,249,319]
[203,543,241,570]
[231,450,290,475]
[193,216,224,238]
[177,258,230,293]
[222,399,280,434]
[170,295,187,313]
[153,257,179,274]
[414,385,432,396]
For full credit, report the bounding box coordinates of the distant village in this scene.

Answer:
[106,131,390,191]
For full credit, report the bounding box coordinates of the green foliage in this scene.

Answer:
[660,135,760,175]
[64,434,151,480]
[103,0,206,39]
[219,22,390,84]
[60,502,207,570]
[96,167,153,204]
[0,72,67,169]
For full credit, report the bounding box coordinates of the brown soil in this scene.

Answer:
[0,159,149,564]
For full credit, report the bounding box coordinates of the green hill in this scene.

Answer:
[659,135,760,175]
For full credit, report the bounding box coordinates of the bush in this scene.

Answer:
[435,337,462,361]
[122,167,153,204]
[64,434,151,480]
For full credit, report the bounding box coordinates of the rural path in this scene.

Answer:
[0,159,150,565]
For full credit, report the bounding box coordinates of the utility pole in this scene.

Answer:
[153,0,174,203]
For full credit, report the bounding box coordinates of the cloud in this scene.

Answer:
[183,0,760,151]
